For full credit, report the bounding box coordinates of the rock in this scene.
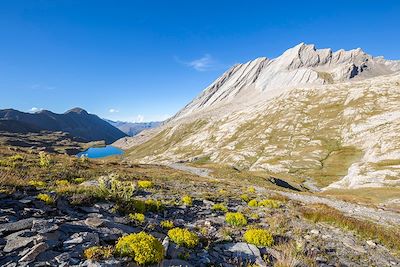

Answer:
[342,238,366,253]
[31,219,59,234]
[55,252,70,264]
[85,217,105,228]
[221,242,266,266]
[3,230,38,253]
[366,240,376,247]
[64,232,99,246]
[162,237,169,256]
[161,259,193,267]
[310,229,320,235]
[19,242,48,263]
[0,218,34,233]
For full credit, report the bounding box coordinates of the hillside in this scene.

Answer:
[104,119,161,136]
[116,44,400,190]
[0,108,127,144]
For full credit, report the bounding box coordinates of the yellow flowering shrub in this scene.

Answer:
[37,193,54,205]
[29,180,47,188]
[240,194,250,202]
[225,212,247,227]
[129,213,145,224]
[248,199,258,207]
[212,203,228,212]
[167,227,199,248]
[247,186,256,194]
[160,220,174,229]
[258,199,280,208]
[243,228,274,247]
[115,232,164,265]
[138,180,154,189]
[181,195,193,206]
[55,180,70,186]
[84,246,113,260]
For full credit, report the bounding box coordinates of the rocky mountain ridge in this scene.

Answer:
[0,108,127,144]
[116,44,400,190]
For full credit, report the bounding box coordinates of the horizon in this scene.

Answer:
[1,1,400,123]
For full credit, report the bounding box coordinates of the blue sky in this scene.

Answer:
[1,1,399,122]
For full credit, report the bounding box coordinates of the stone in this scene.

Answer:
[84,217,105,228]
[310,229,320,235]
[222,242,265,266]
[0,218,34,233]
[161,259,193,267]
[366,240,376,247]
[3,230,40,253]
[162,236,169,256]
[31,219,59,234]
[19,242,49,263]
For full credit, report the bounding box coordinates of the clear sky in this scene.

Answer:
[1,1,399,122]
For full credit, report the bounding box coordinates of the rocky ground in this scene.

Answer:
[1,172,399,266]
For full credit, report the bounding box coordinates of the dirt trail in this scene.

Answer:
[167,164,400,226]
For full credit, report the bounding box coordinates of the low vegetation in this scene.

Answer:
[225,212,247,227]
[300,204,400,252]
[115,232,164,265]
[168,228,199,248]
[243,228,274,247]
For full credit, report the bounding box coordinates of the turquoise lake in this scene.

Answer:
[76,145,124,159]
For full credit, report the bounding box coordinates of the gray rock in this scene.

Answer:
[162,236,169,256]
[161,259,193,267]
[19,242,49,263]
[222,242,265,266]
[85,217,105,228]
[31,219,59,234]
[0,218,34,233]
[3,230,38,253]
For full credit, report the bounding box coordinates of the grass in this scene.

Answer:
[320,187,400,211]
[300,204,400,253]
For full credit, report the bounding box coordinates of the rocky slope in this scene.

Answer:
[0,108,127,144]
[116,44,400,190]
[104,119,161,136]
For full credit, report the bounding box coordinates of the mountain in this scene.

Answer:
[0,108,127,144]
[104,119,161,136]
[115,43,400,190]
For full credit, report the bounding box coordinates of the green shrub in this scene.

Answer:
[212,203,228,212]
[115,232,164,265]
[248,186,256,194]
[29,180,47,188]
[84,246,113,260]
[168,227,199,248]
[39,152,51,168]
[244,228,274,247]
[181,195,193,206]
[73,178,85,184]
[160,220,174,229]
[145,199,164,212]
[129,213,145,224]
[138,180,154,189]
[37,193,54,205]
[248,199,258,207]
[225,212,247,227]
[98,176,136,202]
[55,180,70,187]
[258,199,280,208]
[240,194,250,202]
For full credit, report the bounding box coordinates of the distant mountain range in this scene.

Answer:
[104,119,161,136]
[0,108,127,144]
[116,43,400,190]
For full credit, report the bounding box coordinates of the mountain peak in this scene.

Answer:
[65,107,88,115]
